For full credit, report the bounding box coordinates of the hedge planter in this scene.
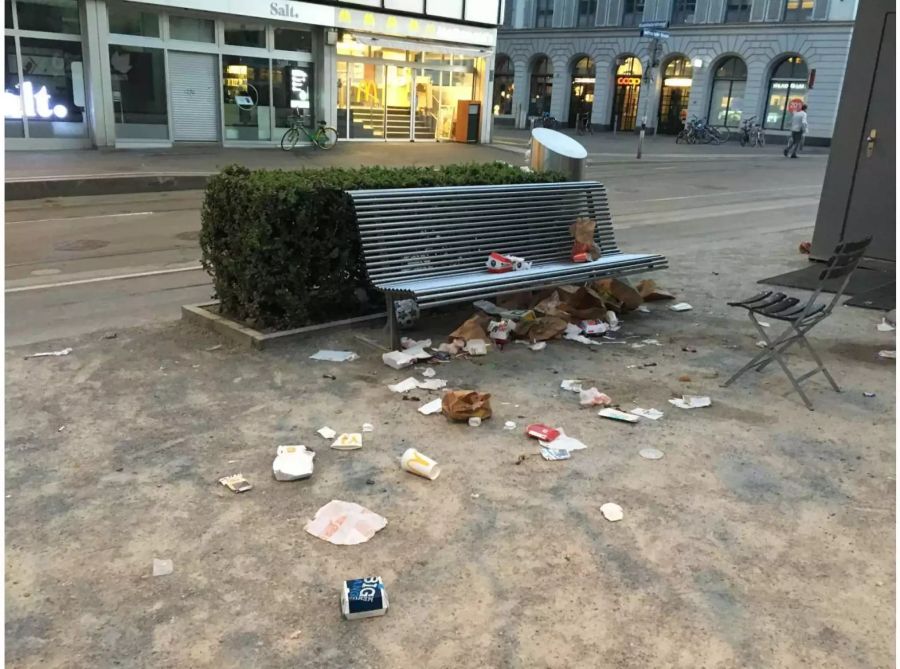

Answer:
[200,163,566,332]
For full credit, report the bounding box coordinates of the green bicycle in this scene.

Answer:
[280,114,338,151]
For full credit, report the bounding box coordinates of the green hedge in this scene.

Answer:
[200,163,566,331]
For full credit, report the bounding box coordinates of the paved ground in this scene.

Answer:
[5,141,827,346]
[6,226,895,667]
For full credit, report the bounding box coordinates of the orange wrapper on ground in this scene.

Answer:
[304,500,388,545]
[442,390,493,421]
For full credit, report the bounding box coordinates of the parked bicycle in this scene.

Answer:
[575,112,593,136]
[738,115,765,147]
[280,110,338,151]
[675,116,729,145]
[533,111,559,130]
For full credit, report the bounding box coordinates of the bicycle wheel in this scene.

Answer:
[315,126,338,150]
[716,127,730,143]
[756,131,765,147]
[280,127,300,151]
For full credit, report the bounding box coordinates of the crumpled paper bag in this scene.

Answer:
[515,316,569,342]
[448,314,490,343]
[441,390,492,421]
[304,500,388,545]
[636,279,675,301]
[570,217,602,262]
[594,278,643,312]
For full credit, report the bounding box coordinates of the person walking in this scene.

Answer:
[784,103,808,158]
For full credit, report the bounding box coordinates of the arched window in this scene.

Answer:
[492,55,514,116]
[707,56,746,128]
[658,56,693,134]
[528,55,553,116]
[764,55,808,130]
[568,56,595,127]
[613,56,642,131]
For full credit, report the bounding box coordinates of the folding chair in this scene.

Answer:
[722,237,873,410]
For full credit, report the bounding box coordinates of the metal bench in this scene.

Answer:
[349,180,668,347]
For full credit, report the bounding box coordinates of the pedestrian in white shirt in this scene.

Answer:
[784,104,808,158]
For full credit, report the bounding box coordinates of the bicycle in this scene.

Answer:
[738,116,765,147]
[534,111,559,130]
[575,112,593,136]
[280,111,338,151]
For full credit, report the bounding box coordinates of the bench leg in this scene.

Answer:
[385,294,400,350]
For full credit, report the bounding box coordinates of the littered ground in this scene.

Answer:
[6,230,895,668]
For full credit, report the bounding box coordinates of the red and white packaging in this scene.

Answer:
[579,320,610,336]
[486,252,514,273]
[525,423,561,442]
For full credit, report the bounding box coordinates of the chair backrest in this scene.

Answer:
[818,237,873,282]
[349,181,621,285]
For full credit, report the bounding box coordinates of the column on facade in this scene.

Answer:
[511,58,530,128]
[549,55,567,123]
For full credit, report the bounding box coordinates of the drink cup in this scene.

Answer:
[400,448,440,480]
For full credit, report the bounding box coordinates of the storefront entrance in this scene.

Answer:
[657,57,693,135]
[169,52,219,141]
[612,56,642,131]
[567,56,594,128]
[336,36,479,141]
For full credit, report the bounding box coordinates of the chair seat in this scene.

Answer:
[728,290,825,321]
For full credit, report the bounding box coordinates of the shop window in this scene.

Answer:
[671,0,696,24]
[613,56,642,131]
[169,15,215,43]
[273,59,312,130]
[16,0,80,34]
[784,0,814,22]
[576,0,597,27]
[622,0,644,27]
[764,55,808,130]
[222,55,271,140]
[725,0,751,22]
[274,27,312,53]
[109,46,167,140]
[528,55,552,117]
[5,36,24,137]
[707,56,746,128]
[492,54,514,116]
[108,5,159,38]
[5,0,14,30]
[18,37,85,137]
[568,56,594,128]
[535,0,553,28]
[657,56,693,134]
[224,22,266,49]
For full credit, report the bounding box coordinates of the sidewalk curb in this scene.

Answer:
[181,302,387,350]
[5,173,211,201]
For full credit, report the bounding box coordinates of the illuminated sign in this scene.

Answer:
[616,76,641,86]
[4,81,68,119]
[290,67,311,109]
[663,77,692,87]
[573,77,596,84]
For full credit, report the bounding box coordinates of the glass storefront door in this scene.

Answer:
[384,63,411,140]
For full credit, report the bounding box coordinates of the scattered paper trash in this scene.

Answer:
[580,388,612,406]
[863,392,876,398]
[580,320,610,336]
[417,378,447,390]
[421,367,436,378]
[388,377,420,393]
[540,447,571,461]
[503,421,517,430]
[637,305,651,314]
[464,339,488,356]
[600,502,624,522]
[678,374,692,382]
[758,321,771,328]
[878,350,896,359]
[756,341,768,349]
[468,417,482,427]
[272,445,315,481]
[560,379,584,393]
[219,474,252,493]
[205,344,223,351]
[598,408,639,424]
[798,241,811,254]
[317,426,337,440]
[401,337,431,350]
[669,395,712,409]
[342,577,389,620]
[639,448,665,460]
[152,558,173,577]
[310,350,358,362]
[362,423,374,432]
[642,339,661,346]
[669,303,693,312]
[682,346,698,353]
[400,448,441,480]
[382,350,416,369]
[331,433,363,450]
[25,347,73,359]
[539,429,586,452]
[528,341,547,351]
[526,423,561,441]
[305,500,387,545]
[442,390,492,421]
[630,408,664,420]
[878,320,895,332]
[417,398,443,415]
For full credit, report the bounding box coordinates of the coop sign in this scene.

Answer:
[4,81,68,119]
[617,76,641,86]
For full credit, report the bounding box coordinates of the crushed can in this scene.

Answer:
[341,577,389,620]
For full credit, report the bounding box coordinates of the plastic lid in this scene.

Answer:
[531,128,588,159]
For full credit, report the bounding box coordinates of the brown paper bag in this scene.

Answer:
[515,316,569,341]
[570,217,602,262]
[442,390,492,421]
[448,314,490,342]
[594,278,643,312]
[636,279,675,302]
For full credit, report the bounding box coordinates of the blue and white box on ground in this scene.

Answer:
[341,577,389,620]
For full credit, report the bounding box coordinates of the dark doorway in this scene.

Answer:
[567,56,595,128]
[657,56,693,134]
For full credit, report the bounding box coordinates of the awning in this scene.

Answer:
[348,33,493,57]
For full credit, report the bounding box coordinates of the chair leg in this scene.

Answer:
[723,314,792,386]
[797,333,841,392]
[766,344,815,410]
[385,294,400,350]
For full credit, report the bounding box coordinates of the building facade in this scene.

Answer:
[494,0,856,143]
[4,0,501,150]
